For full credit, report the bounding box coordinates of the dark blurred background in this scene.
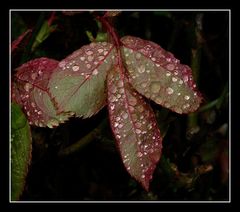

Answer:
[11,10,229,201]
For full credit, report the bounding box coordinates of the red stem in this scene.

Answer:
[96,16,123,65]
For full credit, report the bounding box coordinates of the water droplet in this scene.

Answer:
[151,57,156,61]
[98,56,104,61]
[141,82,148,88]
[138,65,145,73]
[118,88,124,94]
[129,106,135,112]
[86,50,93,55]
[126,60,131,65]
[148,124,152,130]
[184,95,190,100]
[114,122,119,128]
[174,71,179,75]
[135,52,141,59]
[37,111,42,115]
[166,87,174,95]
[150,82,161,94]
[127,166,131,170]
[167,64,175,71]
[117,81,124,88]
[87,55,94,62]
[155,97,162,104]
[166,71,171,77]
[177,92,181,96]
[31,73,37,80]
[172,77,178,82]
[116,134,121,139]
[24,83,32,92]
[165,102,170,107]
[118,123,123,129]
[128,96,137,106]
[122,112,128,119]
[137,152,143,157]
[27,111,30,116]
[141,174,145,179]
[140,163,144,167]
[136,129,141,134]
[175,108,183,114]
[135,122,142,128]
[92,69,98,75]
[80,57,85,61]
[55,86,58,89]
[183,103,190,109]
[103,51,108,56]
[109,95,116,103]
[110,104,115,110]
[137,105,144,113]
[98,48,103,53]
[183,75,189,82]
[116,116,121,121]
[59,61,66,67]
[86,64,91,69]
[31,102,36,107]
[179,80,183,84]
[72,66,79,72]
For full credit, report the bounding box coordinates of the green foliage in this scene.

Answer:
[11,103,32,201]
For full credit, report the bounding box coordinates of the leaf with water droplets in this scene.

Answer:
[11,103,32,200]
[121,36,202,114]
[48,42,116,118]
[107,66,162,191]
[13,58,72,127]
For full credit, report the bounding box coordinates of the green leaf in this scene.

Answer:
[48,42,116,118]
[107,66,162,191]
[11,103,32,201]
[121,36,202,114]
[31,21,57,52]
[13,58,72,128]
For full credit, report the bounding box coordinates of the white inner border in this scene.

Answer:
[9,9,231,203]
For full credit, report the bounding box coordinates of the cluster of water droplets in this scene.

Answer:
[57,42,115,79]
[107,68,162,187]
[13,58,71,127]
[121,36,202,114]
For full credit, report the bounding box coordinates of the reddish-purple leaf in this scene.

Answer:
[121,36,202,114]
[48,42,116,118]
[11,29,32,53]
[107,66,162,191]
[13,58,72,127]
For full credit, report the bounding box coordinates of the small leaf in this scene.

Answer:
[107,66,162,191]
[11,103,32,200]
[48,42,116,118]
[13,58,71,127]
[11,29,32,53]
[31,21,57,52]
[121,36,202,114]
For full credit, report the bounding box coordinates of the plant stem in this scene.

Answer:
[20,12,46,63]
[58,120,107,157]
